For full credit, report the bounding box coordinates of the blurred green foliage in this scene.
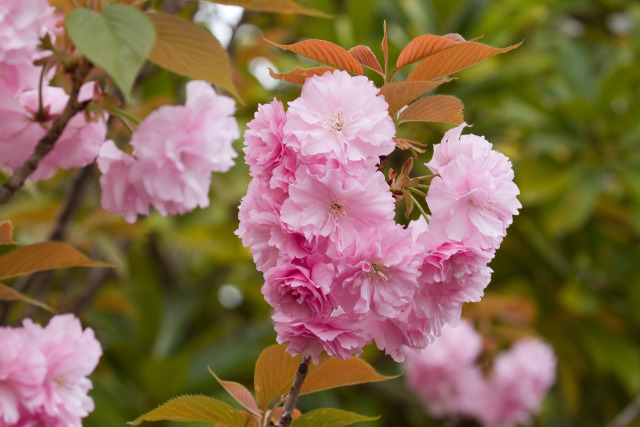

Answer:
[1,0,640,426]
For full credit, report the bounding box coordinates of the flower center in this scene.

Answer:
[368,262,390,282]
[329,200,346,217]
[325,110,345,134]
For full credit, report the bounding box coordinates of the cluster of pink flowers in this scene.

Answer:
[237,70,521,362]
[97,80,239,223]
[0,0,108,182]
[403,320,556,427]
[0,314,102,427]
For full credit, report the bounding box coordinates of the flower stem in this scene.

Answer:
[0,58,93,204]
[275,355,311,427]
[409,193,429,223]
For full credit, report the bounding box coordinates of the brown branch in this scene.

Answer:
[275,355,311,427]
[606,393,640,427]
[0,58,93,204]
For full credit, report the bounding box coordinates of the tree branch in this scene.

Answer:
[0,58,93,204]
[606,392,640,427]
[275,355,311,427]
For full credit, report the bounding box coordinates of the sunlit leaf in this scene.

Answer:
[398,95,464,125]
[0,283,54,312]
[395,34,460,70]
[203,0,331,18]
[0,242,112,280]
[300,357,395,395]
[266,39,363,75]
[0,221,15,245]
[290,408,379,427]
[254,344,329,410]
[216,410,260,427]
[269,67,335,85]
[408,41,522,81]
[379,80,452,118]
[128,395,244,426]
[209,367,260,415]
[66,4,155,102]
[146,12,239,100]
[348,45,383,75]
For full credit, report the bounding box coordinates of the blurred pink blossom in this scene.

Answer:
[477,339,557,427]
[0,314,101,427]
[98,80,239,222]
[0,0,50,65]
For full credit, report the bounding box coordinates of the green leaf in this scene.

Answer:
[66,4,155,102]
[0,283,54,312]
[202,0,331,18]
[208,367,260,415]
[301,357,396,395]
[290,409,379,427]
[0,242,112,280]
[146,12,240,101]
[128,395,245,426]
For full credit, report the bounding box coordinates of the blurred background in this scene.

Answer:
[1,0,639,426]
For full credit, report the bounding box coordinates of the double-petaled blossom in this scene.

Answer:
[98,80,239,222]
[0,0,50,65]
[403,321,556,426]
[0,314,102,427]
[477,339,557,427]
[285,70,395,165]
[426,123,521,251]
[237,70,521,364]
[402,320,485,417]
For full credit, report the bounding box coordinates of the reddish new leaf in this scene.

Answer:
[348,45,383,75]
[0,242,112,280]
[395,34,460,70]
[300,357,395,395]
[408,41,522,81]
[209,368,260,415]
[379,80,452,118]
[269,67,335,85]
[0,283,54,312]
[398,95,464,125]
[254,344,329,410]
[266,39,363,75]
[0,221,15,245]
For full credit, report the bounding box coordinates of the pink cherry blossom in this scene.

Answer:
[243,99,288,179]
[97,141,151,224]
[476,339,557,427]
[402,320,485,418]
[285,70,395,165]
[236,179,310,272]
[334,222,420,319]
[21,314,102,426]
[0,82,107,181]
[273,311,370,363]
[0,328,46,425]
[279,166,395,250]
[0,0,50,65]
[426,122,493,175]
[263,257,335,320]
[98,80,239,222]
[427,147,521,250]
